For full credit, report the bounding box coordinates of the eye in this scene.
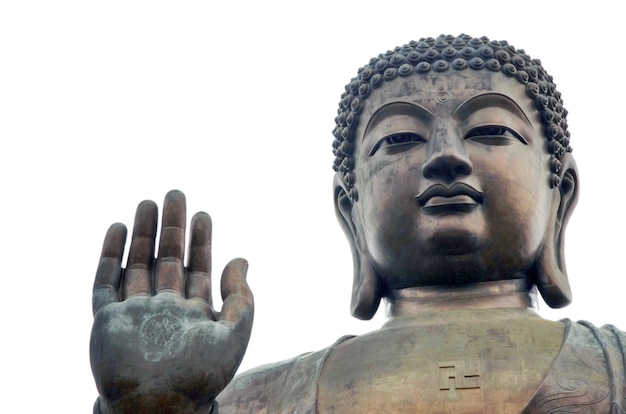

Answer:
[465,125,527,145]
[369,132,426,156]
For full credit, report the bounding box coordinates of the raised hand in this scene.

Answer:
[90,190,254,413]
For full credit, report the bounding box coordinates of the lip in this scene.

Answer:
[424,194,478,208]
[415,183,483,215]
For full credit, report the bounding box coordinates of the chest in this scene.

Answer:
[317,321,563,413]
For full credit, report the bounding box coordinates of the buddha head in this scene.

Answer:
[332,35,579,319]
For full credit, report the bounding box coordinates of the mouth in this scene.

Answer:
[416,183,483,215]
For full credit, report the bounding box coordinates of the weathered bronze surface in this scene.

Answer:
[90,35,626,413]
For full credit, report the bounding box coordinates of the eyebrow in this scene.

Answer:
[452,92,534,130]
[362,102,434,141]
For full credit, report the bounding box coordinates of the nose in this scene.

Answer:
[421,126,472,181]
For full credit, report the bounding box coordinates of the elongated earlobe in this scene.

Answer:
[351,251,382,319]
[333,173,382,320]
[534,156,579,308]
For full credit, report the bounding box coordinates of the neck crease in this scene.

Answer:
[387,278,538,318]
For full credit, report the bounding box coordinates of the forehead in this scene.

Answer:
[356,70,539,139]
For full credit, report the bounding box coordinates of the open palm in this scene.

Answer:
[90,191,253,413]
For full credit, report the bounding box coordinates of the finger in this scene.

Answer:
[123,200,158,299]
[155,190,186,294]
[186,212,212,305]
[93,223,127,315]
[219,258,254,334]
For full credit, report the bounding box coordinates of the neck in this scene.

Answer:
[386,278,538,320]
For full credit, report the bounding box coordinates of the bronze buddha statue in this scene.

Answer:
[90,35,626,413]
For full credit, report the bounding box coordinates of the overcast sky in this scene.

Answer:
[1,1,624,411]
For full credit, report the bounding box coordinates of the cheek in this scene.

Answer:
[355,160,420,259]
[480,163,551,255]
[357,157,419,220]
[469,141,551,237]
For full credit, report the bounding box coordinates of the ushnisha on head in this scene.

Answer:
[332,34,571,202]
[332,35,579,320]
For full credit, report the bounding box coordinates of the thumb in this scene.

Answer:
[219,258,254,331]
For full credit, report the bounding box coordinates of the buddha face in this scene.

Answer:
[347,70,555,290]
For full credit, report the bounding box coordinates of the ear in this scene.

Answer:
[534,154,579,308]
[333,173,382,320]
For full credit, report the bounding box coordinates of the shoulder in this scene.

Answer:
[566,319,626,351]
[217,355,306,413]
[217,338,353,414]
[546,320,626,411]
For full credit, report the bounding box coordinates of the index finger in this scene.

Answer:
[155,190,186,294]
[186,212,212,304]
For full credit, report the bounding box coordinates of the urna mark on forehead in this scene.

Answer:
[332,34,571,201]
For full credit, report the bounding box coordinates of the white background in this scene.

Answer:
[1,1,623,411]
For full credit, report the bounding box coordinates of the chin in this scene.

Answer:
[423,229,480,256]
[387,248,512,289]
